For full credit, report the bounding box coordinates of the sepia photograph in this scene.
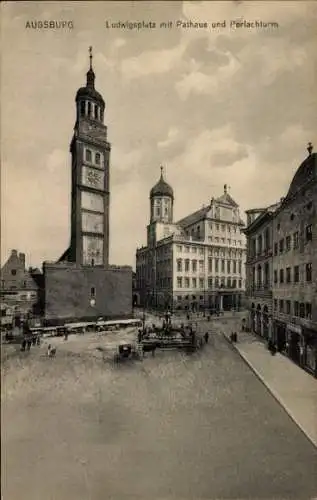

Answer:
[1,1,317,499]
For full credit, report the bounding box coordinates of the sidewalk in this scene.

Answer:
[223,330,317,448]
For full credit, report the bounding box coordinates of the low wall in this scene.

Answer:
[43,263,132,323]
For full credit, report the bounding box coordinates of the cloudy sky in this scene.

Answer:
[1,1,317,269]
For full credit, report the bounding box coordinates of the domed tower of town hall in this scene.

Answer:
[149,166,174,224]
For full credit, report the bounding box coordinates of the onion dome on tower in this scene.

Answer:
[150,166,174,223]
[75,47,105,122]
[150,166,174,200]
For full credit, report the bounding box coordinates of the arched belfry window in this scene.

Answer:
[80,101,85,117]
[85,149,92,162]
[87,101,92,117]
[94,104,98,120]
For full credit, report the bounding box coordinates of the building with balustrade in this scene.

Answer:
[136,169,246,312]
[244,203,280,339]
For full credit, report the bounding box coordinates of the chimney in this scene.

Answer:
[19,253,26,268]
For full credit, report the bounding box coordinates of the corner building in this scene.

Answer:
[42,50,132,323]
[136,172,246,312]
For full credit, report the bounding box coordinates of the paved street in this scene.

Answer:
[2,320,317,500]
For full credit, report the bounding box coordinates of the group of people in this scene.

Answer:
[20,333,41,352]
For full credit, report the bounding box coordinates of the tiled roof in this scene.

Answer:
[177,205,210,228]
[286,152,316,200]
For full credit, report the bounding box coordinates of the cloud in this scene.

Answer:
[158,127,180,148]
[176,51,240,99]
[120,42,187,80]
[1,1,316,269]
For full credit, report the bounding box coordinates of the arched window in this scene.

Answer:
[85,149,92,162]
[80,101,85,117]
[94,104,98,120]
[87,101,92,117]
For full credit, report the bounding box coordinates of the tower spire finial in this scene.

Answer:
[86,46,95,89]
[89,46,93,70]
[307,142,313,156]
[160,165,164,178]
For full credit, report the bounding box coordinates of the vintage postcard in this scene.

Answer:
[1,1,317,499]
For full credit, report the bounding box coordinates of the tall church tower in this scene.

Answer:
[69,47,111,267]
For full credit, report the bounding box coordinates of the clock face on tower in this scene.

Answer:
[82,166,104,190]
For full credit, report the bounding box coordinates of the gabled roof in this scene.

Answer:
[216,192,239,207]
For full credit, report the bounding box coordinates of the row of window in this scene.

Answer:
[176,258,243,274]
[84,148,105,167]
[250,228,270,257]
[212,223,241,233]
[273,263,312,284]
[176,276,242,289]
[274,299,312,320]
[176,245,204,255]
[175,245,244,257]
[209,237,243,246]
[80,100,103,121]
[273,225,313,255]
[175,295,206,301]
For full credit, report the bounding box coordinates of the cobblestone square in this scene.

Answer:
[2,320,317,500]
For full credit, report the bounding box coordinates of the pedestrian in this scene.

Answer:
[32,335,37,346]
[21,339,26,352]
[27,338,32,351]
[204,332,209,344]
[36,335,41,346]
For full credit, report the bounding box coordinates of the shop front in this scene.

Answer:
[274,320,286,351]
[302,328,317,378]
[286,323,302,365]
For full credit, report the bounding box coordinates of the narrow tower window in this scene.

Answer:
[94,104,98,120]
[90,286,96,296]
[87,101,92,117]
[85,149,92,162]
[80,101,85,117]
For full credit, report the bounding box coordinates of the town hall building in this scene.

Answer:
[135,169,246,312]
